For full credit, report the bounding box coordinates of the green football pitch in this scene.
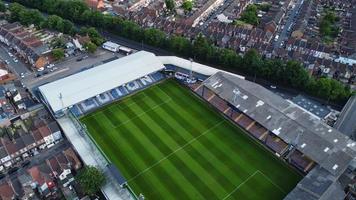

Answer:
[80,79,302,200]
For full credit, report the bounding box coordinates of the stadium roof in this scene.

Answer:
[203,72,356,177]
[334,95,356,140]
[39,51,164,113]
[158,56,245,79]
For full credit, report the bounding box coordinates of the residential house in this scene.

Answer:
[0,181,15,200]
[0,139,11,167]
[0,23,52,70]
[0,85,7,107]
[63,148,82,170]
[47,121,62,142]
[31,130,46,149]
[38,125,54,146]
[28,163,57,198]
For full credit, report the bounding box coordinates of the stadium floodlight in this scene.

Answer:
[59,92,65,115]
[189,58,193,80]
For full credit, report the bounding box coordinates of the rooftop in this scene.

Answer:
[203,72,356,177]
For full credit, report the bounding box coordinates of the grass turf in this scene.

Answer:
[80,79,302,200]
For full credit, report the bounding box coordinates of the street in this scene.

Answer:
[0,44,30,76]
[274,0,304,48]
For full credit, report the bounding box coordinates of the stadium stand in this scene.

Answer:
[68,72,166,117]
[195,71,356,200]
[39,51,166,117]
[289,150,315,172]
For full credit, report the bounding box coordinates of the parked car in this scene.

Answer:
[21,160,31,167]
[47,64,55,68]
[37,67,44,72]
[20,72,25,78]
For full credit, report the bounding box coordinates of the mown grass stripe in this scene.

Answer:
[133,92,238,197]
[80,80,302,200]
[142,87,249,190]
[118,100,195,199]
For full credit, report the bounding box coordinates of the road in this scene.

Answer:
[0,44,31,76]
[273,0,304,48]
[201,0,234,29]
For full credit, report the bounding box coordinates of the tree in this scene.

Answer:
[84,41,97,54]
[19,9,44,26]
[52,48,64,60]
[165,0,175,12]
[51,37,65,48]
[182,0,193,13]
[169,35,192,57]
[76,166,105,196]
[9,3,25,22]
[192,33,212,61]
[0,1,6,12]
[240,4,259,25]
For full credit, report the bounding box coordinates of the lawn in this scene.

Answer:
[80,79,302,200]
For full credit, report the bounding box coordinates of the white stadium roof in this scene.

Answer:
[39,51,164,113]
[158,56,245,79]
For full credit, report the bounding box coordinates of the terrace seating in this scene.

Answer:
[70,105,82,117]
[202,87,215,101]
[118,86,128,96]
[249,123,268,140]
[210,96,229,112]
[125,81,140,92]
[265,134,288,154]
[140,75,154,86]
[110,88,122,99]
[289,150,315,172]
[96,93,112,105]
[150,72,165,81]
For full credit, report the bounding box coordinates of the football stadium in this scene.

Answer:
[38,51,356,200]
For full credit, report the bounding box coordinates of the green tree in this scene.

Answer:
[9,3,25,22]
[52,48,64,60]
[0,1,6,12]
[76,166,105,196]
[51,37,65,48]
[192,33,211,61]
[169,35,192,56]
[19,9,44,26]
[240,4,259,25]
[165,0,175,12]
[182,0,193,13]
[144,28,167,47]
[84,41,97,54]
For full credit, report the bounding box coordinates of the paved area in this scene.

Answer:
[23,49,122,90]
